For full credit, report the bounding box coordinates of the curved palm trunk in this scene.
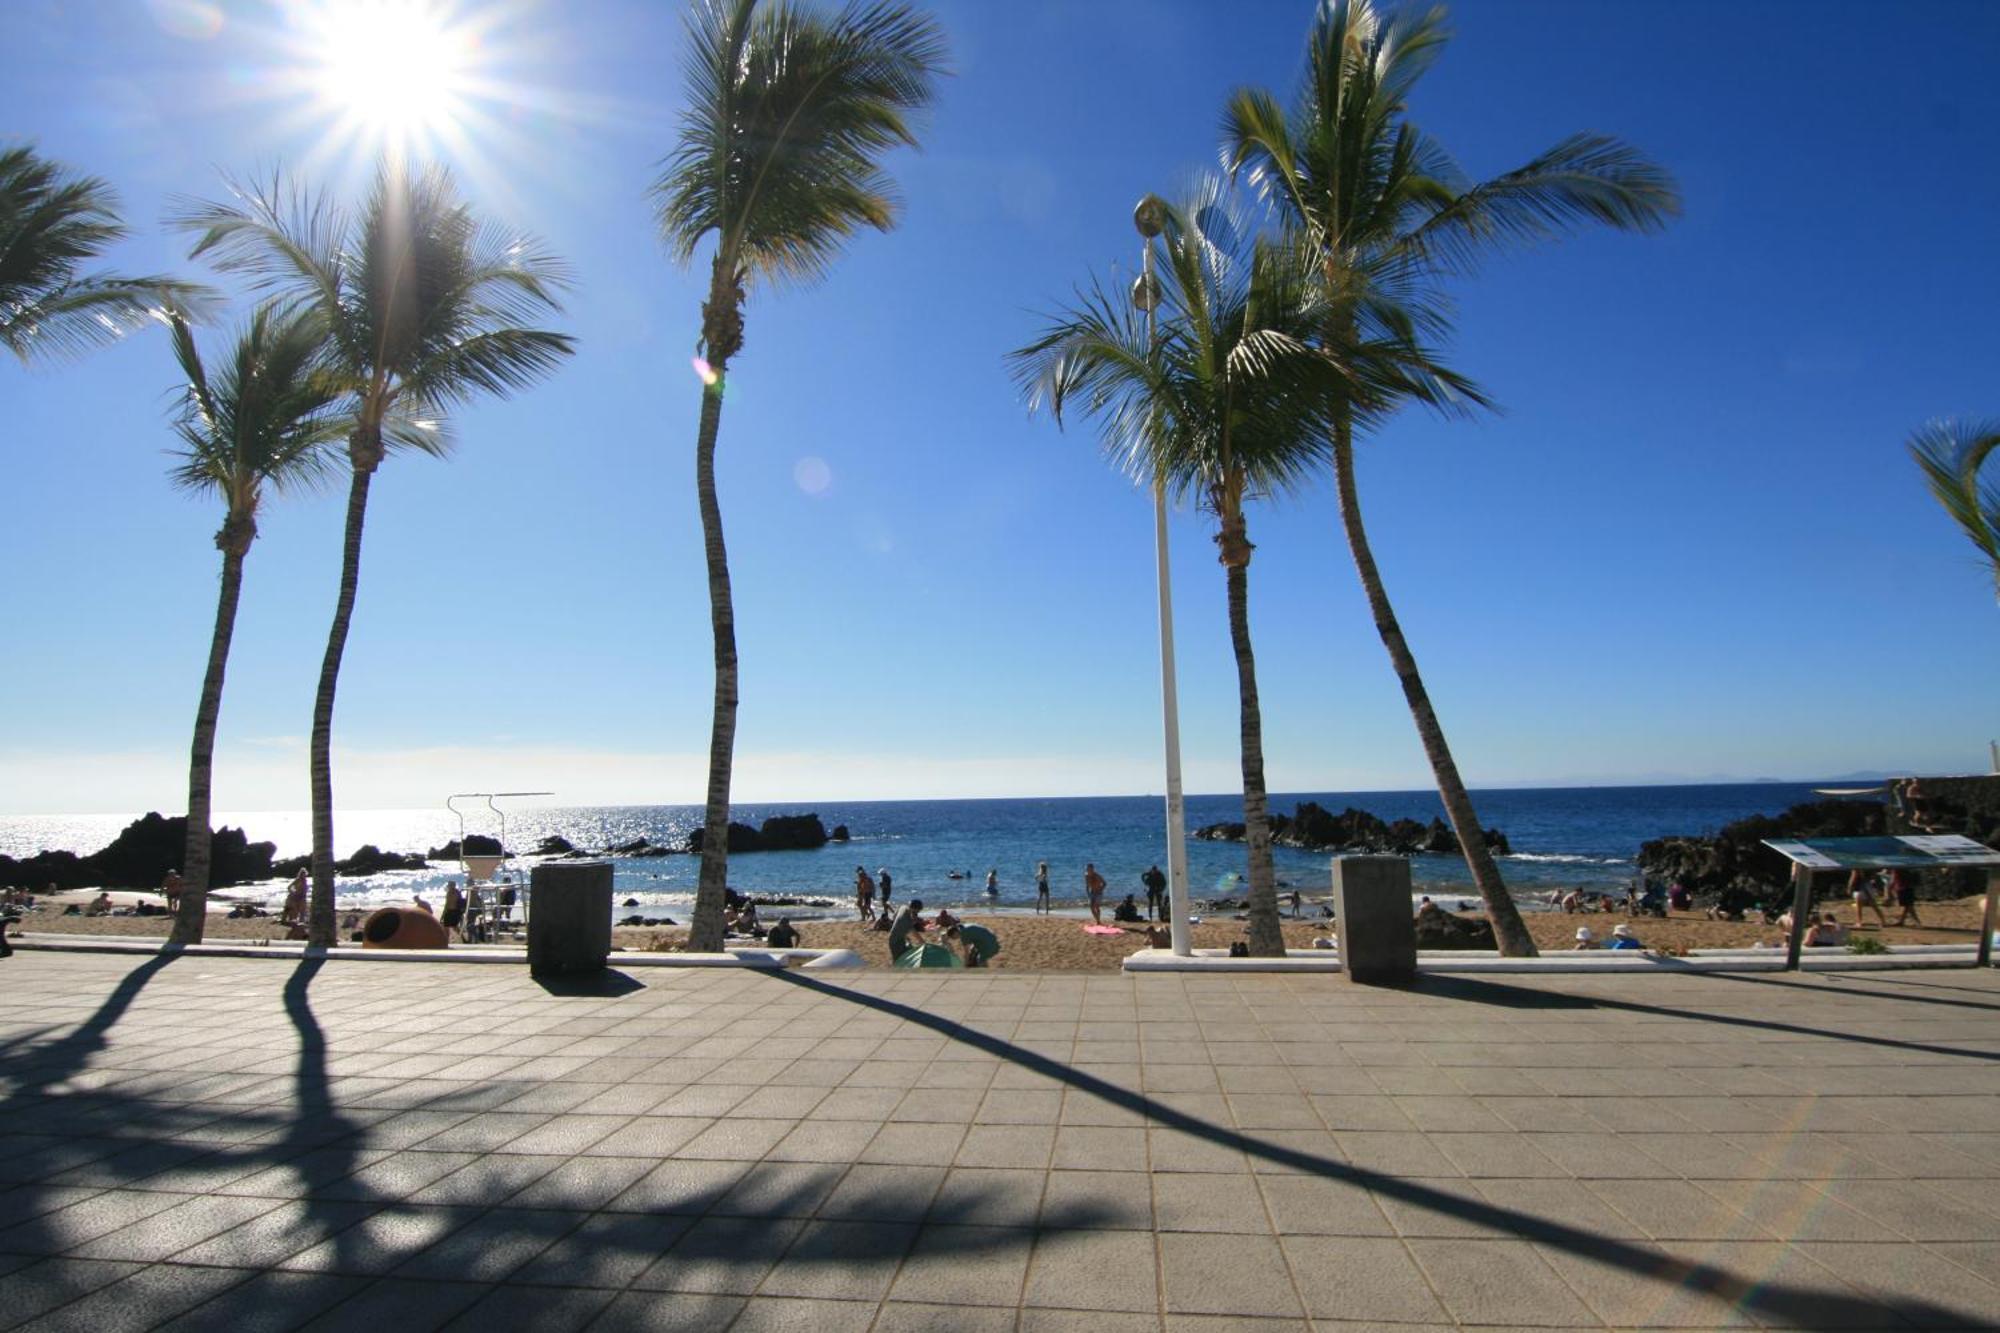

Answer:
[1220,507,1285,957]
[689,257,744,954]
[170,528,252,946]
[1332,420,1537,956]
[308,454,376,949]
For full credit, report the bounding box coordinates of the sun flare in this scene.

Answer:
[302,0,476,157]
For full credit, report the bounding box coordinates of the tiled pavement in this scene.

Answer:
[2,952,1999,1330]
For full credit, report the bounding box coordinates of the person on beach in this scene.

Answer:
[440,881,465,938]
[1035,861,1051,913]
[1849,869,1888,928]
[855,866,876,922]
[1114,894,1144,923]
[281,870,307,927]
[946,920,1000,967]
[1142,864,1166,920]
[878,869,893,909]
[1804,913,1848,947]
[888,898,924,963]
[1084,863,1107,924]
[412,892,434,915]
[1899,777,1945,832]
[1605,923,1643,950]
[1573,927,1597,949]
[984,868,999,896]
[1887,868,1921,926]
[161,869,183,908]
[767,917,799,948]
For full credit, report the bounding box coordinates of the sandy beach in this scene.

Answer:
[9,888,1991,971]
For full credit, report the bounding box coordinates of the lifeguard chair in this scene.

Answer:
[446,791,549,941]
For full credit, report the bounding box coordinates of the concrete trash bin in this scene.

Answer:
[1331,855,1417,985]
[528,860,614,977]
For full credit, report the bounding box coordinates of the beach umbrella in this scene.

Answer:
[893,942,963,969]
[957,923,1000,963]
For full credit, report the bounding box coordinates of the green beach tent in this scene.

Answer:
[893,942,963,969]
[957,923,1000,963]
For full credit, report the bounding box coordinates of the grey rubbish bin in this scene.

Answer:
[1330,855,1418,985]
[528,860,614,977]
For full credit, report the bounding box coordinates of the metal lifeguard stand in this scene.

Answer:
[447,791,550,940]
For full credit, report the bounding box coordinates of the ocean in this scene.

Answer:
[0,782,1841,918]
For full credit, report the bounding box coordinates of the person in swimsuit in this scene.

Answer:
[1035,861,1050,913]
[855,866,876,922]
[1084,863,1107,924]
[984,868,999,896]
[1887,868,1921,926]
[1848,869,1887,929]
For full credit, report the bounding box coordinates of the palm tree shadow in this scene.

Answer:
[767,970,1970,1329]
[1415,974,2000,1062]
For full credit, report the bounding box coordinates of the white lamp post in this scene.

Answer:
[1132,194,1192,957]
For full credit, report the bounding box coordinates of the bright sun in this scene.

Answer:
[302,0,476,157]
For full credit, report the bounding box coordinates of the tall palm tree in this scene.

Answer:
[1909,419,2000,603]
[163,307,346,945]
[1013,186,1346,956]
[1,144,208,364]
[654,0,946,952]
[1224,0,1679,955]
[173,164,574,946]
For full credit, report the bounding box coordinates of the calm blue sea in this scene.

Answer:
[0,782,1840,917]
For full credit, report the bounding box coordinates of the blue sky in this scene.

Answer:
[4,0,1998,816]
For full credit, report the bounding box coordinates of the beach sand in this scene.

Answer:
[10,891,1991,971]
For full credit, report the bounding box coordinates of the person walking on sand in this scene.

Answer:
[1084,863,1107,925]
[1887,867,1921,927]
[1849,869,1888,929]
[281,869,307,927]
[855,866,876,922]
[1035,861,1051,914]
[878,868,893,909]
[1142,864,1166,921]
[440,881,465,940]
[162,869,184,909]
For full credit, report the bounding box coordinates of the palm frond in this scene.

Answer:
[0,144,214,363]
[1909,418,2000,596]
[653,0,948,290]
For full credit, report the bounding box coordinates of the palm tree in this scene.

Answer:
[163,307,346,945]
[654,0,946,951]
[1013,186,1345,956]
[173,164,574,946]
[1909,419,2000,602]
[0,144,208,364]
[1224,0,1679,955]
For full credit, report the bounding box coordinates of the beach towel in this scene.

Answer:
[1081,924,1125,936]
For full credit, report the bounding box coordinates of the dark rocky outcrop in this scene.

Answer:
[424,835,502,861]
[830,825,850,842]
[0,812,276,890]
[1193,802,1509,857]
[533,835,575,856]
[684,814,832,854]
[1415,908,1497,950]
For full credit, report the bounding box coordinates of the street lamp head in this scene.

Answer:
[1133,194,1167,238]
[1130,271,1162,312]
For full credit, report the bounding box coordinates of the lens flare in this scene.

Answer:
[692,356,720,387]
[793,457,832,495]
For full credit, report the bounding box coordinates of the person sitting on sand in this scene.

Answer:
[1574,926,1597,950]
[933,908,960,933]
[1849,869,1887,929]
[1605,923,1643,950]
[1113,894,1144,923]
[1805,913,1848,947]
[888,898,925,963]
[84,892,113,917]
[766,917,799,949]
[412,893,434,915]
[1083,863,1107,924]
[1415,898,1450,930]
[1560,890,1583,914]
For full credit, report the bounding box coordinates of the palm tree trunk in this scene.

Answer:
[170,532,250,946]
[308,457,376,949]
[689,258,743,954]
[1221,508,1285,957]
[1331,419,1537,956]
